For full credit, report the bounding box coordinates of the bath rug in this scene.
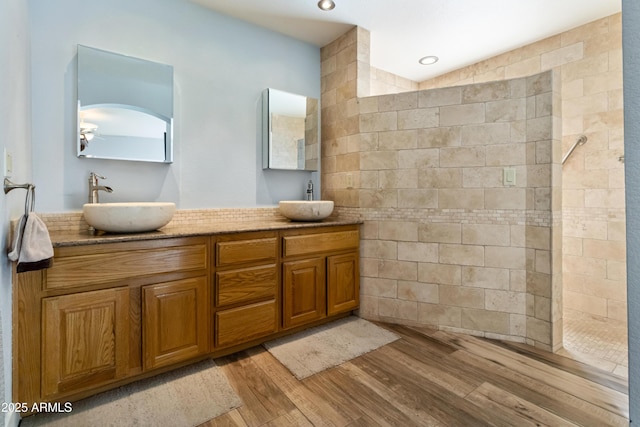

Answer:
[263,316,400,379]
[21,358,241,427]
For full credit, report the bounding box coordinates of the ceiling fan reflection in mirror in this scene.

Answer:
[79,122,100,151]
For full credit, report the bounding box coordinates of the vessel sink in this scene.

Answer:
[83,202,176,233]
[279,200,334,221]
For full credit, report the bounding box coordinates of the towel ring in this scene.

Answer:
[3,178,34,194]
[4,178,36,216]
[24,185,35,215]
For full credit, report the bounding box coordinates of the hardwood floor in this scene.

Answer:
[202,323,629,426]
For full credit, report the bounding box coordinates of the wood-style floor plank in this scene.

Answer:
[354,348,516,427]
[244,346,351,427]
[202,409,248,427]
[263,410,313,427]
[433,330,629,418]
[390,325,628,427]
[491,339,628,393]
[465,382,580,427]
[216,351,296,426]
[200,322,628,427]
[337,361,446,426]
[305,364,423,426]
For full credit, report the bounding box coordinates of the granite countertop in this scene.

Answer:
[50,217,363,247]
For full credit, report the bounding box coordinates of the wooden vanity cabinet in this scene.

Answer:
[13,223,360,409]
[13,236,209,406]
[281,225,360,329]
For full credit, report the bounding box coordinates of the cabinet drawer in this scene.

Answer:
[216,300,278,348]
[46,242,208,290]
[216,237,277,266]
[216,264,277,307]
[283,230,359,257]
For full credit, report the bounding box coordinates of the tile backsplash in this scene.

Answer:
[39,207,283,233]
[38,206,359,233]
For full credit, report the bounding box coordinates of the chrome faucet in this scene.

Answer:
[88,172,113,204]
[306,180,314,201]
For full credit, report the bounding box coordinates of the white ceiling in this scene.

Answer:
[188,0,621,82]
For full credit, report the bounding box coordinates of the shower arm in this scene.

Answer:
[561,135,588,165]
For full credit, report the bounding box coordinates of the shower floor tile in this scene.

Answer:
[560,309,628,378]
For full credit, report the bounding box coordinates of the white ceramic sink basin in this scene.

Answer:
[279,200,334,221]
[83,202,176,233]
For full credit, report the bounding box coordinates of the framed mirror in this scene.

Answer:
[77,45,174,163]
[262,88,319,171]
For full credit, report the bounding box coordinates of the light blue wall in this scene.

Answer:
[0,0,32,425]
[29,0,321,212]
[622,1,639,422]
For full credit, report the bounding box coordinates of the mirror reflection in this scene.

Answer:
[77,45,174,163]
[262,88,319,171]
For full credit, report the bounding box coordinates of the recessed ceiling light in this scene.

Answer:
[419,55,439,65]
[317,0,335,11]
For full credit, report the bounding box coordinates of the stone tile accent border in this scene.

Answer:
[37,206,361,234]
[38,207,285,233]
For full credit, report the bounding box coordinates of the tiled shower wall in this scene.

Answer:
[370,67,419,95]
[321,28,563,350]
[418,14,626,323]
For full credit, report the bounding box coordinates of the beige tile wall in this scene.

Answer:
[370,66,419,95]
[321,28,563,350]
[305,97,320,170]
[419,14,626,323]
[321,27,366,208]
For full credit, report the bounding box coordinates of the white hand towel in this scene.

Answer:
[8,212,54,272]
[7,214,26,262]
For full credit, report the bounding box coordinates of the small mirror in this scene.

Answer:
[262,88,319,171]
[77,45,174,163]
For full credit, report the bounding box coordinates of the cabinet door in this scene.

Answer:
[327,253,360,315]
[143,276,209,370]
[42,287,129,399]
[282,258,326,329]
